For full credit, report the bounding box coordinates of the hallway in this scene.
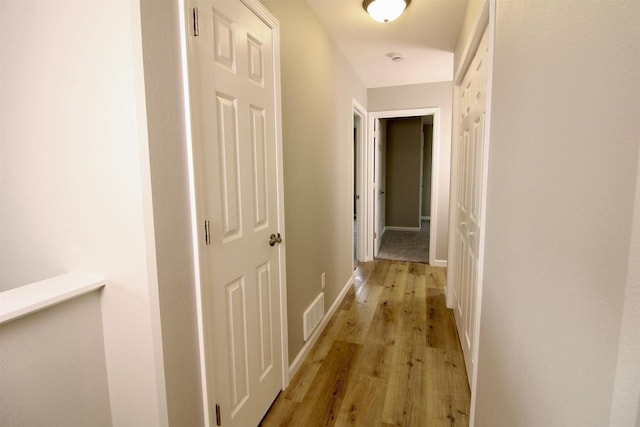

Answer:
[260,260,470,426]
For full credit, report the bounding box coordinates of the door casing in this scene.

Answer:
[353,99,367,263]
[365,108,440,266]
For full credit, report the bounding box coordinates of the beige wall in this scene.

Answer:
[385,117,422,228]
[368,82,453,263]
[261,0,367,362]
[475,0,640,425]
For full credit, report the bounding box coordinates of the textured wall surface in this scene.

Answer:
[475,0,640,425]
[0,293,112,427]
[261,0,367,362]
[0,1,176,424]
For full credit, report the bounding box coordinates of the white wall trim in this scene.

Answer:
[430,260,448,268]
[353,99,368,262]
[421,216,430,220]
[0,273,106,325]
[367,108,440,266]
[385,226,421,231]
[454,0,490,85]
[267,1,290,393]
[288,275,354,379]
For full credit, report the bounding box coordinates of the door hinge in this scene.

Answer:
[215,404,221,426]
[193,7,200,37]
[204,220,211,245]
[373,231,377,239]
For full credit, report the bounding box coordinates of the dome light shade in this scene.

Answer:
[363,0,411,23]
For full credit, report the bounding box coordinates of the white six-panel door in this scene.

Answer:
[453,28,489,383]
[187,1,283,425]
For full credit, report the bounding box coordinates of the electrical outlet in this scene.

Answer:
[321,272,326,290]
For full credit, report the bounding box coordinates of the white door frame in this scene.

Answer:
[366,108,440,265]
[418,125,425,223]
[446,0,493,425]
[180,1,289,425]
[353,99,367,262]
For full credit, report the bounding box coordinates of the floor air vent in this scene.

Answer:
[303,292,324,341]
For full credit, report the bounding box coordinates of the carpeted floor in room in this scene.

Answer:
[376,220,429,264]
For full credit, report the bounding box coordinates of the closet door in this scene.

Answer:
[452,27,489,383]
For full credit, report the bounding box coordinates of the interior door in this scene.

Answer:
[374,118,384,255]
[187,1,283,425]
[453,28,488,383]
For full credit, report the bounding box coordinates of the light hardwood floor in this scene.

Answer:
[260,260,470,427]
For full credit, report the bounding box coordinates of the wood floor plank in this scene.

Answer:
[424,265,447,290]
[342,263,375,310]
[425,347,470,426]
[381,322,428,426]
[425,289,461,351]
[284,310,347,402]
[355,261,375,285]
[259,397,300,427]
[381,267,429,425]
[336,284,382,344]
[383,262,409,302]
[334,374,387,427]
[290,340,361,426]
[354,341,394,379]
[401,266,428,349]
[365,293,399,346]
[366,260,391,287]
[263,260,470,427]
[339,283,357,310]
[408,261,427,277]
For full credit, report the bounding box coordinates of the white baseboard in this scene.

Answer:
[385,226,421,231]
[288,275,354,379]
[421,216,431,220]
[430,259,448,268]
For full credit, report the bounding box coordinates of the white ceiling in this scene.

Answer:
[305,0,468,88]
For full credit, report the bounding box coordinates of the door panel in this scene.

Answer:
[217,93,242,241]
[225,277,249,411]
[250,106,269,229]
[188,1,283,425]
[452,28,489,383]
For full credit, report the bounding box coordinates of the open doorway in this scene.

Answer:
[353,101,367,268]
[367,108,441,266]
[374,116,433,264]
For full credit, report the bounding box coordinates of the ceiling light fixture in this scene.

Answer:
[363,0,411,23]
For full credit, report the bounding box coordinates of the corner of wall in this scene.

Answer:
[139,1,205,426]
